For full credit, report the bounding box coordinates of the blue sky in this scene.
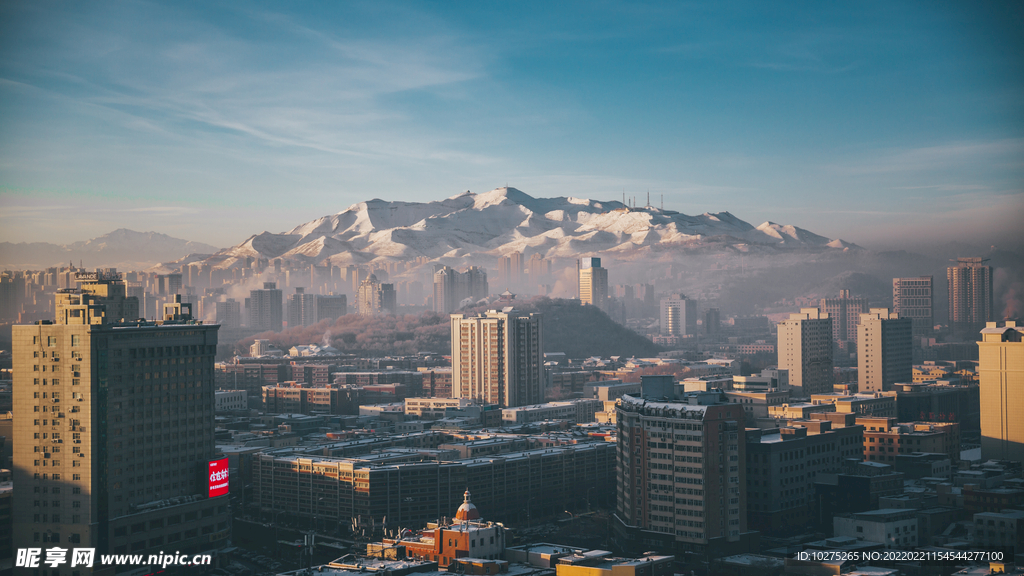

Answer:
[0,1,1021,249]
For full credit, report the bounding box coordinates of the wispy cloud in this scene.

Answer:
[827,139,1024,176]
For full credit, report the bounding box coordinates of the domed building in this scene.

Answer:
[455,489,482,522]
[376,489,506,568]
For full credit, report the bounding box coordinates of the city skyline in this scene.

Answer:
[1,2,1021,250]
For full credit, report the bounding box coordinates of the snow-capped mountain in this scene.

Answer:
[200,187,858,269]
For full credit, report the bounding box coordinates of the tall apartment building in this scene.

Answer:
[579,257,608,310]
[858,308,913,392]
[433,266,489,315]
[12,273,229,570]
[358,274,396,316]
[705,308,720,335]
[978,321,1024,462]
[527,253,550,284]
[892,276,934,336]
[660,295,697,336]
[819,290,869,348]
[948,257,993,337]
[496,252,525,289]
[287,287,318,327]
[614,392,756,560]
[215,298,241,330]
[450,309,544,407]
[249,281,283,332]
[777,309,834,397]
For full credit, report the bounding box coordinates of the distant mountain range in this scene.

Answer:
[0,229,220,270]
[199,187,859,269]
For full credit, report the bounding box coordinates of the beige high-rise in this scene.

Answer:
[578,257,608,310]
[858,308,913,392]
[978,321,1024,462]
[450,309,544,407]
[777,308,834,397]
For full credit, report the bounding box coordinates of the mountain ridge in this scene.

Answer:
[0,228,220,269]
[199,187,860,270]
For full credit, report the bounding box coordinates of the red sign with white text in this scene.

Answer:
[208,458,229,498]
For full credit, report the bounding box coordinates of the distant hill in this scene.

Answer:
[235,297,660,359]
[0,228,220,269]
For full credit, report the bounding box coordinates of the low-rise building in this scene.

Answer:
[372,490,507,567]
[215,389,248,412]
[972,509,1024,552]
[810,392,898,418]
[501,399,602,425]
[857,417,960,464]
[834,508,918,549]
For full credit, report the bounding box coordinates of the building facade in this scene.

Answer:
[745,421,865,535]
[358,275,397,316]
[579,257,608,310]
[249,282,283,332]
[614,394,756,560]
[12,273,229,571]
[819,290,869,347]
[252,443,614,530]
[978,321,1024,462]
[450,309,544,407]
[777,309,834,397]
[892,276,934,336]
[660,295,696,337]
[857,308,913,393]
[948,257,993,338]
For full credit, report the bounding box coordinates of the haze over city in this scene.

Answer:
[2,3,1024,576]
[1,1,1022,251]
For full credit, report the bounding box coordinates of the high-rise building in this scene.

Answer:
[249,281,283,332]
[497,252,524,289]
[948,257,994,337]
[579,257,608,310]
[315,294,347,322]
[614,387,756,559]
[978,321,1024,462]
[892,276,934,336]
[857,308,913,392]
[433,266,458,314]
[358,275,396,316]
[450,309,544,407]
[819,290,869,347]
[705,308,720,336]
[287,287,318,327]
[215,298,241,330]
[527,253,550,284]
[12,273,229,567]
[156,273,183,296]
[777,309,833,397]
[433,266,488,315]
[660,295,696,336]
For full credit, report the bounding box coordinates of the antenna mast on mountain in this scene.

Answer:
[661,194,664,210]
[647,190,650,207]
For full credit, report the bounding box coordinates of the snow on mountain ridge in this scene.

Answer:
[198,187,857,269]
